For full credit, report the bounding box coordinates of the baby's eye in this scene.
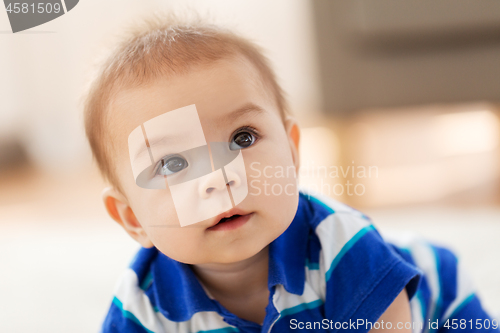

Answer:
[229,129,258,150]
[156,155,188,176]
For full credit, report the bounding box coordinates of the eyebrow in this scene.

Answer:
[133,133,175,163]
[220,103,265,124]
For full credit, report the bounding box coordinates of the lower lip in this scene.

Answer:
[207,213,253,232]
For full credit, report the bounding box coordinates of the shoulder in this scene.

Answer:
[300,191,422,329]
[101,247,167,333]
[101,247,189,332]
[101,247,236,333]
[301,191,419,288]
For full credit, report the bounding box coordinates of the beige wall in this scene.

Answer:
[0,0,321,172]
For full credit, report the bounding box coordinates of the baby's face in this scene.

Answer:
[108,57,299,265]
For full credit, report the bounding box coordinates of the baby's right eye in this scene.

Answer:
[156,155,188,176]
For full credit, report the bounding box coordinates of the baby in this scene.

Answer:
[84,16,498,333]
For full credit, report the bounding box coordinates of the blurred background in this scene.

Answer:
[1,0,499,331]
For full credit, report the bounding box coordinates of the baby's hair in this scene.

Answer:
[83,13,289,191]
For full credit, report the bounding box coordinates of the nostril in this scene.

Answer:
[206,187,215,194]
[227,180,236,187]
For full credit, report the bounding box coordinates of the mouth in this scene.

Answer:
[206,209,253,231]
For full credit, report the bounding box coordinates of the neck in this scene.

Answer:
[190,245,269,299]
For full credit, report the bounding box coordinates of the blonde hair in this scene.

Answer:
[83,14,288,190]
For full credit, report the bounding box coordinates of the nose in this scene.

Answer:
[199,170,227,199]
[224,168,241,188]
[199,168,242,199]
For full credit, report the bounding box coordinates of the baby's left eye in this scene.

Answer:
[230,131,257,150]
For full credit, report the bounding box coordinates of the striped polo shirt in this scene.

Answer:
[101,192,497,333]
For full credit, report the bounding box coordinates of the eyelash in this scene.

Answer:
[231,126,261,142]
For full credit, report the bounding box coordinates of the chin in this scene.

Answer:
[217,242,269,264]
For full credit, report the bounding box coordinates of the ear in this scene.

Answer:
[102,187,154,248]
[284,117,300,173]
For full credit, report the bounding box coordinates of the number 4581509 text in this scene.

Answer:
[443,318,498,330]
[6,3,62,14]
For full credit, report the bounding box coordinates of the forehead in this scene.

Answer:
[107,57,277,141]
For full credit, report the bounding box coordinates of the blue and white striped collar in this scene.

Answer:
[267,193,311,295]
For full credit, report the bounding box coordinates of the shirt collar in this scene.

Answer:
[267,193,310,295]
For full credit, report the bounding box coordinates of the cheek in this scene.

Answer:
[242,138,299,224]
[130,185,181,228]
[130,187,207,263]
[146,226,205,264]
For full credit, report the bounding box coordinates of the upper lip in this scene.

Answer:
[207,208,251,228]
